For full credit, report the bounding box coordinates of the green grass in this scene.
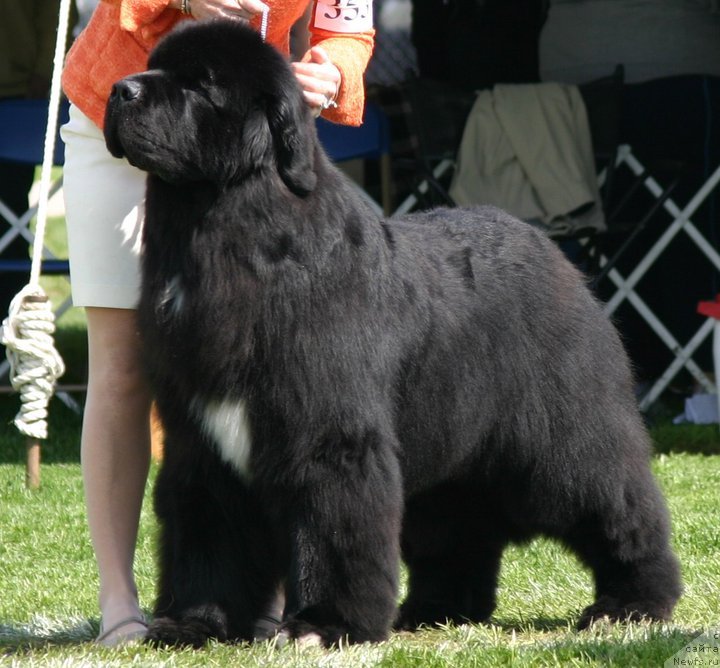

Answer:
[2,215,719,666]
[1,411,718,666]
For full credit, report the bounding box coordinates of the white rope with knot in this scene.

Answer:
[0,0,73,440]
[1,288,65,439]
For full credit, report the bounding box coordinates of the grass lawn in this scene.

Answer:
[2,216,719,666]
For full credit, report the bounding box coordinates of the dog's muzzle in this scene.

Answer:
[110,78,144,104]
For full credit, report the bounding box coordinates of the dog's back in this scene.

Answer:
[378,206,646,497]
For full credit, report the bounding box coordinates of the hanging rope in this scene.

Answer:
[2,289,65,439]
[0,0,73,440]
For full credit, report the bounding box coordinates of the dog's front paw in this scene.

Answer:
[276,617,345,649]
[276,608,391,648]
[145,606,229,648]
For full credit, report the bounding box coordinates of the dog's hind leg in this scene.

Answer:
[396,483,504,630]
[278,430,403,647]
[146,430,281,648]
[560,467,681,629]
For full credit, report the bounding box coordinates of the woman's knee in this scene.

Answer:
[85,307,151,400]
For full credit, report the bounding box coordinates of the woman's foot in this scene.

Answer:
[96,614,148,647]
[254,585,286,640]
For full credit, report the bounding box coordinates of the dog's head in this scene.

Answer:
[104,21,316,195]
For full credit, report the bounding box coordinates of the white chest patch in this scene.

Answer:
[192,397,253,479]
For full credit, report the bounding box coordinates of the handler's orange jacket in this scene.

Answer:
[62,0,374,129]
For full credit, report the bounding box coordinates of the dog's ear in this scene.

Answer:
[266,91,317,197]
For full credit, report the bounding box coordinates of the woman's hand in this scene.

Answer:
[172,1,341,116]
[291,46,342,117]
[172,0,268,22]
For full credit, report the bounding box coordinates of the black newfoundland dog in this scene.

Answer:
[104,21,681,648]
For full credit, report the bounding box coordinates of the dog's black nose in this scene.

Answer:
[111,79,143,102]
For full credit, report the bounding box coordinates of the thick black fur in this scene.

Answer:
[104,21,681,648]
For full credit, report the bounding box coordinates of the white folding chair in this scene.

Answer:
[594,145,720,410]
[0,99,67,257]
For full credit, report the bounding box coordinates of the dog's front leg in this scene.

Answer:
[145,424,281,648]
[278,434,403,647]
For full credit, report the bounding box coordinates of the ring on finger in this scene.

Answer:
[321,83,339,110]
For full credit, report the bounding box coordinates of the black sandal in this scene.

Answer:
[96,615,148,647]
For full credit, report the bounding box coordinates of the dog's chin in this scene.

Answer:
[103,101,127,158]
[104,123,126,160]
[121,147,157,175]
[103,111,162,176]
[103,130,182,183]
[103,130,149,173]
[129,152,195,185]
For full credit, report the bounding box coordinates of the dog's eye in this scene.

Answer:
[191,85,212,100]
[181,79,219,106]
[173,68,225,110]
[196,85,225,110]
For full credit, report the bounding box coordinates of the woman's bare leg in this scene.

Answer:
[82,306,152,645]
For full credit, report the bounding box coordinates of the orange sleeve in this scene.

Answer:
[100,0,173,31]
[307,0,375,127]
[310,29,374,126]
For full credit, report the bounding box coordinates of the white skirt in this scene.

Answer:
[61,104,147,309]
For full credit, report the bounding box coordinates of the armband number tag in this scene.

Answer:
[313,0,373,33]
